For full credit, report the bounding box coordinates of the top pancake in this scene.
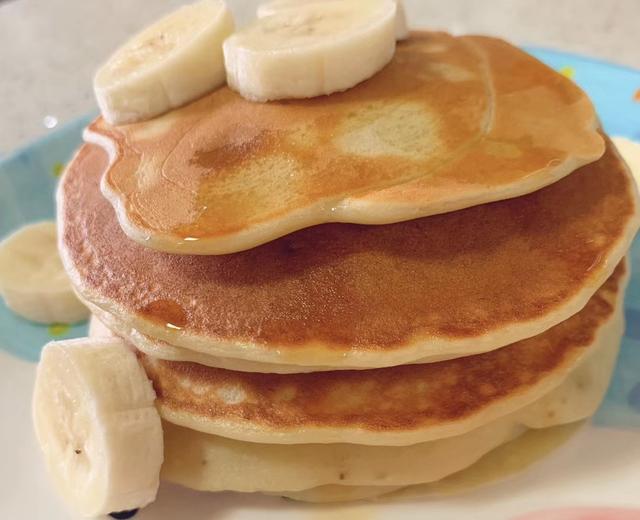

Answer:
[58,138,638,370]
[87,31,603,255]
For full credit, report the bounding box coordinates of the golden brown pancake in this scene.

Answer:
[161,354,601,497]
[58,138,637,370]
[86,31,603,254]
[137,261,626,445]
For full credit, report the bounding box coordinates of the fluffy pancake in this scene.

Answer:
[89,309,509,372]
[277,422,585,502]
[58,139,638,371]
[160,326,619,492]
[86,31,603,254]
[138,261,626,445]
[128,326,485,373]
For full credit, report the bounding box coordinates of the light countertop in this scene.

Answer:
[1,0,639,154]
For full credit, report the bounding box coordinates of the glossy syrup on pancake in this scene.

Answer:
[58,139,638,370]
[86,31,603,254]
[137,262,626,445]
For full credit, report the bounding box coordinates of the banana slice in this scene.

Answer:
[224,0,397,102]
[0,221,89,324]
[33,338,163,517]
[257,0,409,40]
[89,315,117,338]
[94,0,235,125]
[613,136,640,186]
[394,0,409,40]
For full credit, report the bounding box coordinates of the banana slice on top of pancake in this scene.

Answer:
[32,338,163,517]
[257,0,410,40]
[224,0,397,101]
[94,0,235,125]
[613,137,640,186]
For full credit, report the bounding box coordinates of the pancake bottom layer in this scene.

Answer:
[280,421,584,503]
[160,327,620,495]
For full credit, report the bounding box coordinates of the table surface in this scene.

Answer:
[1,0,639,154]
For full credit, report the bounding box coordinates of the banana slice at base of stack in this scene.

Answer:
[93,0,235,125]
[0,221,89,324]
[613,137,640,187]
[32,338,163,517]
[224,0,397,102]
[89,315,117,338]
[257,0,409,40]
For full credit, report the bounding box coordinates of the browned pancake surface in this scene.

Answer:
[59,139,636,363]
[89,32,602,254]
[139,263,624,434]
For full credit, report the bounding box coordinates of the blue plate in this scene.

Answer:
[1,49,640,426]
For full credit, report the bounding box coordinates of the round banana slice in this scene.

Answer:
[257,0,409,40]
[224,0,397,102]
[613,137,640,186]
[88,315,117,338]
[394,0,409,40]
[0,221,89,324]
[33,338,163,517]
[94,0,235,125]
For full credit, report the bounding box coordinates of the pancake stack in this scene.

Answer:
[58,32,639,502]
